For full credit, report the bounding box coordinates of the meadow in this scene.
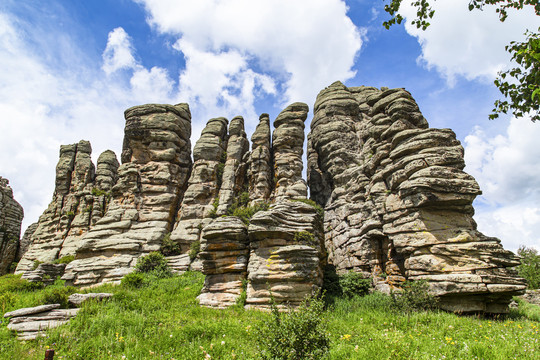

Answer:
[0,271,538,360]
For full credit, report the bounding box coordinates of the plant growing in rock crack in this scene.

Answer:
[188,240,200,261]
[230,201,269,225]
[160,232,180,256]
[53,255,75,264]
[292,231,318,247]
[208,197,219,218]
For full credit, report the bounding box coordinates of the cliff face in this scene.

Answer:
[308,82,526,313]
[0,177,24,274]
[12,83,526,313]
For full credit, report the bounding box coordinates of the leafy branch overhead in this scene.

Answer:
[383,0,540,122]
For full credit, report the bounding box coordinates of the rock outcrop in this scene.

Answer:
[307,81,526,312]
[61,104,192,286]
[170,117,227,255]
[271,103,309,202]
[0,177,24,274]
[16,141,119,274]
[247,114,272,204]
[14,83,526,314]
[17,222,37,262]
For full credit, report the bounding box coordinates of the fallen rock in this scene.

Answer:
[68,292,113,306]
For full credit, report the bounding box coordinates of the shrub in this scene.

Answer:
[517,245,540,289]
[293,231,317,247]
[189,240,200,261]
[234,278,248,308]
[0,274,44,293]
[40,285,77,308]
[135,252,172,278]
[292,198,324,219]
[208,197,219,218]
[53,255,75,264]
[121,272,145,288]
[391,280,438,313]
[91,187,110,197]
[256,294,330,360]
[231,201,269,225]
[160,232,180,256]
[31,260,43,271]
[339,271,372,298]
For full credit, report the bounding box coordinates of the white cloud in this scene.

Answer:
[102,27,138,74]
[464,117,540,251]
[400,0,539,84]
[135,0,363,106]
[0,15,177,233]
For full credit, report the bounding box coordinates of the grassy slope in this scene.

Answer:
[0,272,538,360]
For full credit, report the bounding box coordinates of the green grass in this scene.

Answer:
[0,273,538,359]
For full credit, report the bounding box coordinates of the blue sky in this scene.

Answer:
[0,0,538,251]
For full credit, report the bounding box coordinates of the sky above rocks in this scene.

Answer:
[0,0,538,251]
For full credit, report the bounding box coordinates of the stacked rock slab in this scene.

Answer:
[216,116,249,216]
[16,141,118,274]
[245,201,324,310]
[197,217,249,308]
[246,114,272,205]
[0,177,24,274]
[62,104,192,286]
[171,117,228,255]
[271,103,309,202]
[308,81,526,312]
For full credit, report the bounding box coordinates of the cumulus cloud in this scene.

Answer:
[135,0,363,107]
[0,15,176,231]
[399,0,538,84]
[102,27,138,74]
[464,117,540,251]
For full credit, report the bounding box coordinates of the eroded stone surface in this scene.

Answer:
[247,114,272,205]
[308,81,526,312]
[62,104,192,286]
[0,177,24,274]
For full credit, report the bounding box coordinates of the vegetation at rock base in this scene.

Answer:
[134,252,172,278]
[160,232,181,256]
[226,194,270,225]
[517,245,540,289]
[383,0,540,122]
[391,280,439,313]
[53,255,75,265]
[188,240,200,261]
[0,272,538,359]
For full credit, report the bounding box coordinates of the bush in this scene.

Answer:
[231,201,269,225]
[322,267,372,299]
[0,274,44,293]
[135,252,172,278]
[160,232,180,256]
[208,197,219,219]
[256,294,330,360]
[121,272,145,288]
[188,240,200,261]
[517,245,540,289]
[391,280,438,313]
[292,198,324,219]
[40,285,77,308]
[53,255,75,264]
[31,260,43,270]
[293,231,318,247]
[339,271,372,298]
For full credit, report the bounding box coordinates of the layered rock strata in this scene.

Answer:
[62,104,192,286]
[197,217,249,308]
[308,81,526,312]
[271,103,309,201]
[17,222,38,262]
[171,117,228,254]
[16,140,116,274]
[245,201,324,310]
[247,114,272,204]
[216,116,249,216]
[0,177,24,274]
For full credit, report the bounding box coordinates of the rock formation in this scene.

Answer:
[61,104,192,286]
[16,141,118,275]
[17,222,37,262]
[308,81,526,312]
[0,177,24,274]
[247,114,272,204]
[13,83,526,313]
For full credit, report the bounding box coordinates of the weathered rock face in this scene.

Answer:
[61,104,192,286]
[271,103,309,202]
[16,141,119,275]
[216,116,249,216]
[16,222,37,262]
[308,81,526,312]
[0,177,24,274]
[171,117,228,254]
[246,201,324,310]
[197,217,249,308]
[247,114,272,204]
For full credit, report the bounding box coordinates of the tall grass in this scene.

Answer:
[0,273,538,359]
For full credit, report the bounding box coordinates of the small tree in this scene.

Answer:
[517,245,540,289]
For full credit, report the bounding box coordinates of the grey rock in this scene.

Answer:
[0,177,24,274]
[68,292,113,306]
